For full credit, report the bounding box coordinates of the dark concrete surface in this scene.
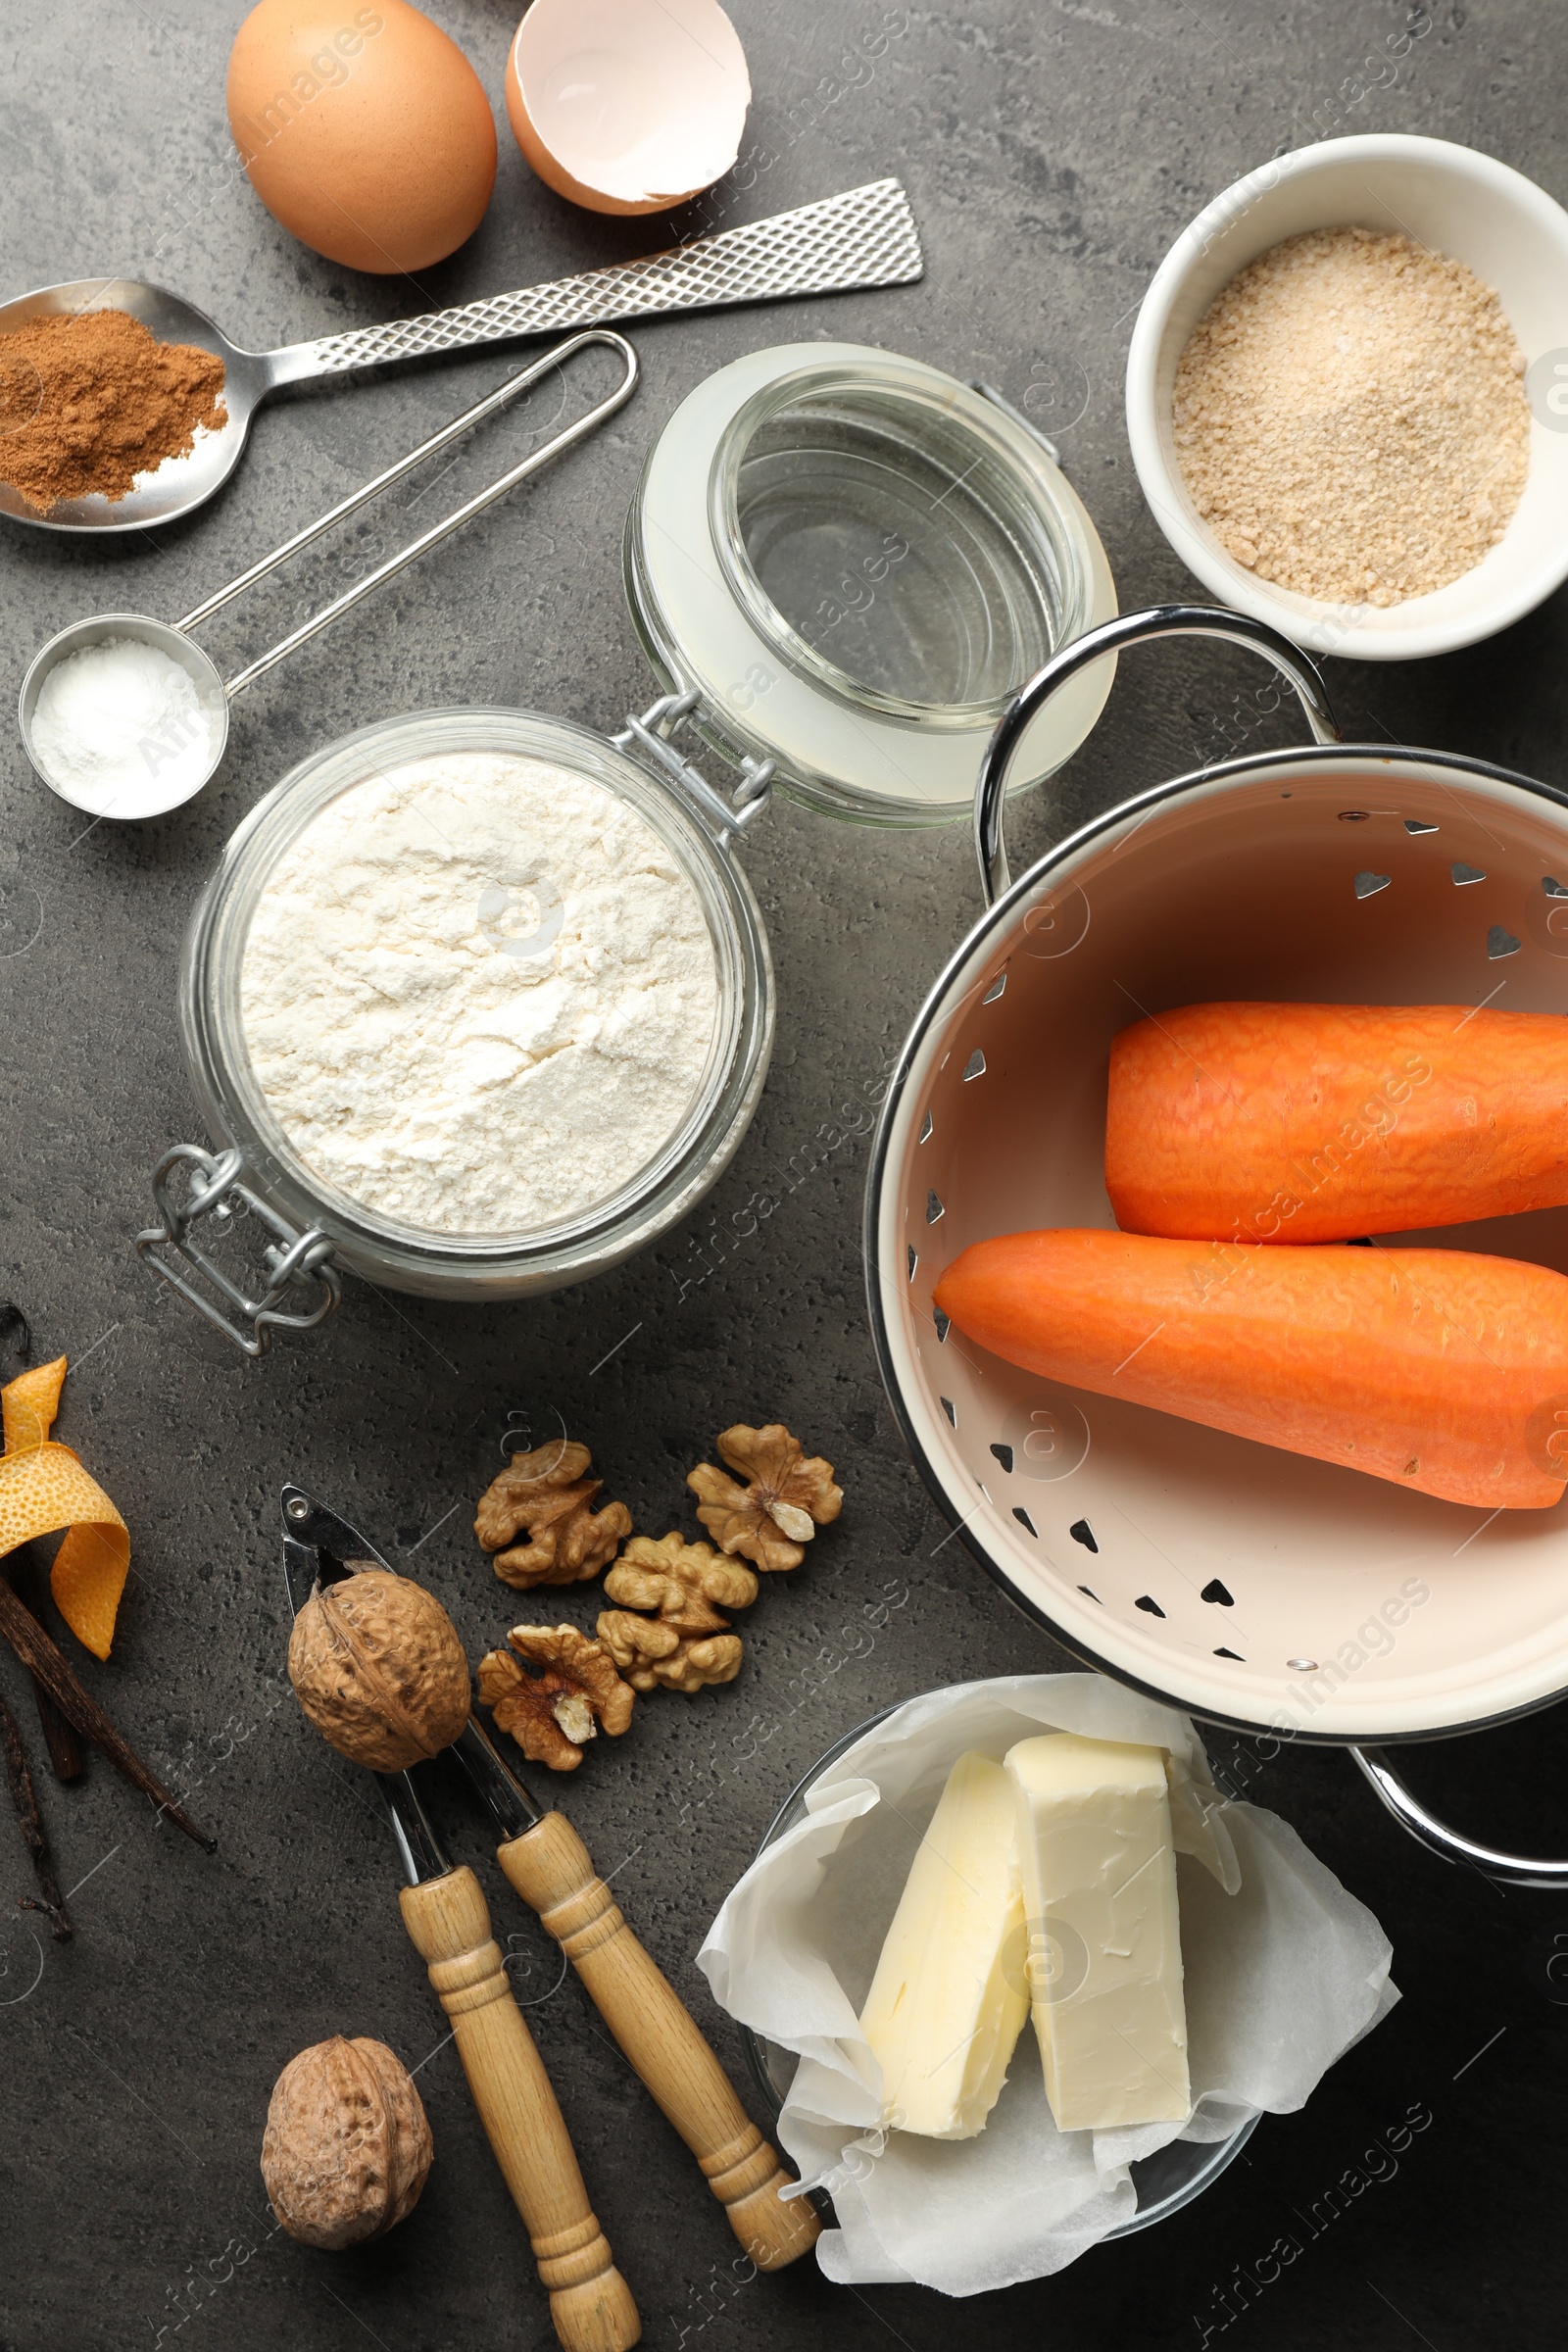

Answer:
[1,2,1565,2346]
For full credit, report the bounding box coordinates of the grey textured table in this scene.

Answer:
[1,3,1564,2345]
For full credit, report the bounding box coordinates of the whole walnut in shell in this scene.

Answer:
[263,2035,432,2250]
[288,1566,470,1772]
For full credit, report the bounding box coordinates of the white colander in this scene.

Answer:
[866,607,1568,1889]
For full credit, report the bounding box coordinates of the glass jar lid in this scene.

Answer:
[624,343,1119,826]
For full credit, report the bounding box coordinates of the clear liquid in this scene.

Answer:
[734,389,1065,711]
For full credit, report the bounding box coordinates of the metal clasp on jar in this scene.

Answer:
[612,691,774,847]
[135,1143,340,1357]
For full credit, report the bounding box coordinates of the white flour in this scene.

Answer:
[240,750,719,1235]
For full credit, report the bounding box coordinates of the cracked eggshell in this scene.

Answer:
[228,0,497,273]
[504,0,750,218]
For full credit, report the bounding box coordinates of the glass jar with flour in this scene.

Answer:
[142,704,772,1348]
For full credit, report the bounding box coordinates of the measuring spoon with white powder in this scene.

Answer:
[18,330,637,821]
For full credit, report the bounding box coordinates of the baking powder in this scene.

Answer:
[31,635,216,812]
[239,750,719,1235]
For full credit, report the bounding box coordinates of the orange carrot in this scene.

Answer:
[934,1227,1568,1509]
[1105,1003,1568,1244]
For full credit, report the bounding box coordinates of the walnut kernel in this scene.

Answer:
[475,1440,632,1590]
[478,1624,634,1772]
[604,1531,758,1629]
[596,1608,743,1694]
[687,1424,843,1572]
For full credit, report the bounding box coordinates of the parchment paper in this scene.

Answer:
[699,1674,1397,2295]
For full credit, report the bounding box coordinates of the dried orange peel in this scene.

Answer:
[0,1356,129,1661]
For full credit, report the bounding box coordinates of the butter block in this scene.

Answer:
[859,1750,1029,2139]
[1004,1733,1190,2133]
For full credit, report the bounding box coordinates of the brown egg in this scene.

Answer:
[227,0,497,273]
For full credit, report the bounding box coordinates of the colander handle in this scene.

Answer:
[1350,1746,1568,1893]
[973,604,1341,903]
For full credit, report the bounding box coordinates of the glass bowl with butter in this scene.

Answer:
[150,704,772,1343]
[738,1704,1263,2249]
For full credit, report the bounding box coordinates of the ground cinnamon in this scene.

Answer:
[0,308,225,512]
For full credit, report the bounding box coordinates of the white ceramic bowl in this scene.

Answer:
[1126,135,1568,661]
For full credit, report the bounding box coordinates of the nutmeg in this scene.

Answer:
[288,1565,470,1771]
[262,2035,432,2249]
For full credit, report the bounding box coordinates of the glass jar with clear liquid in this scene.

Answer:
[625,343,1118,824]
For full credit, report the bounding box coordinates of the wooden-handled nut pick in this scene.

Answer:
[280,1487,639,2352]
[452,1713,821,2272]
